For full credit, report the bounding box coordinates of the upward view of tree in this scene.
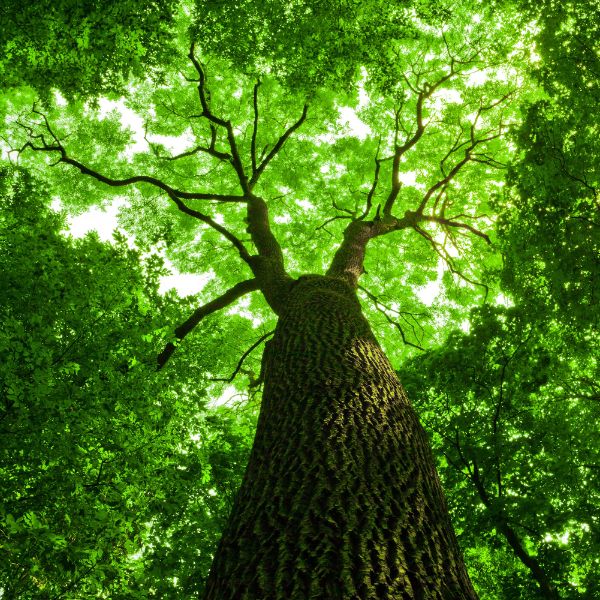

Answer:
[1,0,598,598]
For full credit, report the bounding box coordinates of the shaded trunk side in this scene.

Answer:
[203,276,477,599]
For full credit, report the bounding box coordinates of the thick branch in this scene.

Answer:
[21,140,245,203]
[157,279,259,370]
[326,220,375,286]
[245,196,286,263]
[161,144,229,162]
[327,212,417,287]
[185,58,305,301]
[243,195,294,314]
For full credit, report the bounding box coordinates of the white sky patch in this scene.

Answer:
[96,99,197,159]
[97,98,148,156]
[63,200,214,297]
[465,69,489,87]
[544,531,570,545]
[431,88,463,112]
[338,106,371,140]
[295,198,314,210]
[159,272,214,296]
[208,384,240,408]
[227,295,263,326]
[53,90,68,107]
[0,137,12,160]
[357,67,370,108]
[415,278,442,306]
[415,258,446,305]
[274,214,292,224]
[65,197,130,242]
[495,292,514,307]
[149,129,196,155]
[397,170,420,187]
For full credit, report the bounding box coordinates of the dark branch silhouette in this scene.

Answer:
[157,279,260,370]
[209,330,274,383]
[359,285,426,350]
[249,103,309,187]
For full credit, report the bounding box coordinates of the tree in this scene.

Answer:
[0,0,179,99]
[400,305,599,599]
[397,2,600,595]
[2,0,597,598]
[0,165,254,598]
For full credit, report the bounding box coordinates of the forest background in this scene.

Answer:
[0,0,598,598]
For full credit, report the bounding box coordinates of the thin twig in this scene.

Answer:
[209,330,274,383]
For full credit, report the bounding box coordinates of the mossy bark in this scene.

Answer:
[203,276,477,599]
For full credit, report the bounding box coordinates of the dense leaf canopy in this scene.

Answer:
[1,0,598,597]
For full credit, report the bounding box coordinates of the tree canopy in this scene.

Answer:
[1,0,598,597]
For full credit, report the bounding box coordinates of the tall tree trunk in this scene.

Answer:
[203,276,477,599]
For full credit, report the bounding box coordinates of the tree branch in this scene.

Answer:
[188,43,251,195]
[469,457,560,599]
[165,192,252,263]
[157,124,231,162]
[359,286,426,350]
[359,140,382,220]
[157,279,260,370]
[249,103,309,187]
[185,49,294,308]
[383,62,457,216]
[251,81,261,173]
[19,137,245,203]
[421,214,491,244]
[209,330,274,383]
[413,224,489,297]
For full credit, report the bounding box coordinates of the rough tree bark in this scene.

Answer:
[203,275,478,599]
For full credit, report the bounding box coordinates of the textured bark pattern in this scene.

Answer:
[203,276,477,599]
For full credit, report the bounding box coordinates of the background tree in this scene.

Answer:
[399,2,600,596]
[0,165,258,598]
[1,0,598,598]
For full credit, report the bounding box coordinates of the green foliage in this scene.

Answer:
[0,166,256,597]
[500,0,600,330]
[400,305,600,598]
[0,0,179,98]
[1,0,599,597]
